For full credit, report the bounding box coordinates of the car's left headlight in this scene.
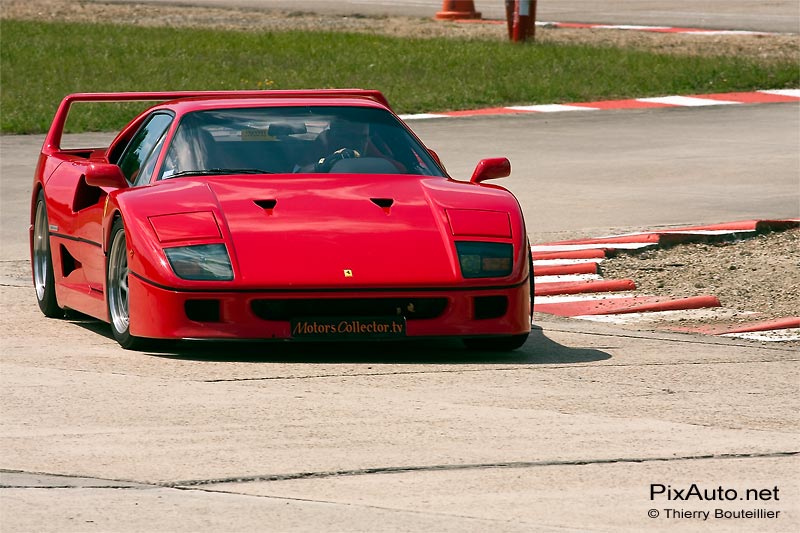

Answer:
[164,244,233,281]
[456,242,513,278]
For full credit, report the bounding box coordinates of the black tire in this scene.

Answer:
[32,190,62,318]
[106,218,147,350]
[463,333,529,351]
[528,250,535,321]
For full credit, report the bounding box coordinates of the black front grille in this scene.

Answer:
[251,298,448,321]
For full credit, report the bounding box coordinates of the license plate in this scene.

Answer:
[291,316,406,340]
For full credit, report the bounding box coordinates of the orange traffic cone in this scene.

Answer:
[434,0,481,20]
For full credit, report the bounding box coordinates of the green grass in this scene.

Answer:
[1,19,797,134]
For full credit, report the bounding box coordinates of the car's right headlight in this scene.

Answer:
[164,244,233,281]
[456,241,513,278]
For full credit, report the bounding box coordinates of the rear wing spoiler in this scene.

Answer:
[43,89,392,153]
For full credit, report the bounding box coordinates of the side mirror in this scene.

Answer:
[84,163,128,189]
[469,157,511,184]
[428,149,444,168]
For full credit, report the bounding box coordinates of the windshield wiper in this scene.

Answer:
[166,168,275,179]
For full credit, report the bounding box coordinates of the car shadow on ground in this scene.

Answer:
[70,317,610,364]
[148,327,610,365]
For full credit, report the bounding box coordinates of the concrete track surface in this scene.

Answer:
[101,0,800,33]
[1,101,799,530]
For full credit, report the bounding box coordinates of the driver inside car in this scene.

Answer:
[294,118,410,174]
[312,119,370,172]
[295,119,390,173]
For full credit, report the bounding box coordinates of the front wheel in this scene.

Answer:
[32,191,62,317]
[463,333,529,352]
[106,218,146,350]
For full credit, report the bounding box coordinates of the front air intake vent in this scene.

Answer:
[185,299,221,322]
[473,296,508,320]
[59,245,81,277]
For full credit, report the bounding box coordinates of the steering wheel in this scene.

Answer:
[314,148,361,173]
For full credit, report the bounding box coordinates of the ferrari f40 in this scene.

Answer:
[31,90,532,350]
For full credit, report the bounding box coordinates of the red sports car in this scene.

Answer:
[31,90,532,350]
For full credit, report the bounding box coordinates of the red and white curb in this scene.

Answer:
[536,21,782,36]
[530,219,800,342]
[455,18,786,37]
[399,90,800,120]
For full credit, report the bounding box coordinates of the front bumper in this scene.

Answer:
[128,274,531,340]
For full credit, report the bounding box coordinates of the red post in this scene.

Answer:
[434,0,481,20]
[505,0,514,39]
[528,0,538,40]
[506,0,537,42]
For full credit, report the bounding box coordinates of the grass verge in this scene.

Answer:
[1,19,797,134]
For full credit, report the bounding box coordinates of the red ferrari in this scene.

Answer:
[31,90,532,350]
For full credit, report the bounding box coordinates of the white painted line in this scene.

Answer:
[759,89,800,98]
[591,232,652,239]
[573,313,652,324]
[689,30,772,36]
[533,274,602,284]
[721,328,800,342]
[594,24,672,31]
[592,229,754,238]
[660,230,756,236]
[637,96,741,107]
[572,308,759,325]
[533,258,604,266]
[571,311,696,324]
[534,21,782,36]
[506,104,599,113]
[535,293,636,304]
[531,242,655,252]
[398,113,447,120]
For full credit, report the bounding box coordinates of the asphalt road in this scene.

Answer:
[1,103,798,531]
[100,0,800,32]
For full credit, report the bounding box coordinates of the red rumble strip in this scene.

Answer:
[531,219,799,341]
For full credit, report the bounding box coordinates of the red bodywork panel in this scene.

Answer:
[31,90,531,342]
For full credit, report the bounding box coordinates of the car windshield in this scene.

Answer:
[159,106,446,179]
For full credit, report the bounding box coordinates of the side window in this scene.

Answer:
[117,113,173,186]
[133,133,168,187]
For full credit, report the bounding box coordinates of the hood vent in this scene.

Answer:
[254,199,277,210]
[371,197,394,215]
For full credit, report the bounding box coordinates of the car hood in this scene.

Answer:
[121,174,524,289]
[212,174,523,288]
